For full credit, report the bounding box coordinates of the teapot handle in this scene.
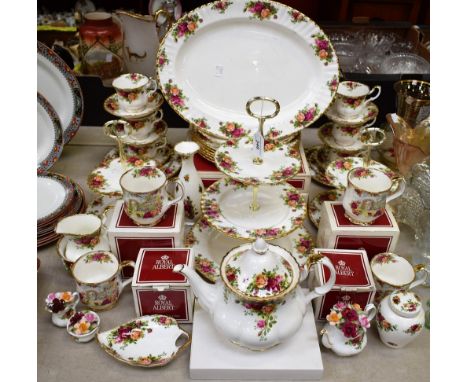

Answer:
[408,264,428,290]
[304,257,336,303]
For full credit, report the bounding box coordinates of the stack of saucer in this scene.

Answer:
[37,173,86,247]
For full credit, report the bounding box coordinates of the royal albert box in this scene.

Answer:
[132,248,194,323]
[317,201,400,261]
[194,144,312,194]
[313,248,376,321]
[107,200,184,279]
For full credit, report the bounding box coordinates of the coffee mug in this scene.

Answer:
[71,251,135,310]
[343,167,405,225]
[120,165,184,226]
[112,73,155,112]
[331,117,376,147]
[335,81,381,118]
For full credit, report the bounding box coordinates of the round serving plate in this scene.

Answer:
[157,0,339,141]
[37,41,83,144]
[87,148,181,197]
[37,93,64,173]
[186,217,315,283]
[37,172,75,226]
[200,177,306,241]
[307,189,344,228]
[214,136,301,185]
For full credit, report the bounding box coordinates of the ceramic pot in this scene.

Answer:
[376,290,424,348]
[79,12,124,79]
[67,310,100,343]
[174,141,204,223]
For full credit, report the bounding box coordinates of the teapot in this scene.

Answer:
[173,237,336,351]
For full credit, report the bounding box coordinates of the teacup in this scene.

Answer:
[120,138,170,169]
[370,252,428,303]
[120,165,184,226]
[112,73,154,113]
[71,251,135,310]
[125,111,165,140]
[335,81,381,118]
[44,291,80,327]
[331,117,376,147]
[343,167,405,225]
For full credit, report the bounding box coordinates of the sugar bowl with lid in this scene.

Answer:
[173,237,336,351]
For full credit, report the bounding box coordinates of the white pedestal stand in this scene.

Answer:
[190,292,324,380]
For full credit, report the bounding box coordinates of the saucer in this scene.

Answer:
[186,218,315,283]
[87,148,181,197]
[86,195,120,215]
[318,122,367,152]
[201,178,306,241]
[104,92,163,121]
[325,102,379,126]
[315,145,366,171]
[305,146,334,187]
[325,157,398,189]
[308,189,344,228]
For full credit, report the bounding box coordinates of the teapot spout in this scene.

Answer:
[173,264,217,315]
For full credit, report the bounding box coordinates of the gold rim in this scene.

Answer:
[155,0,339,141]
[54,213,102,237]
[347,167,396,196]
[326,103,379,126]
[119,166,168,195]
[370,252,416,287]
[71,251,122,286]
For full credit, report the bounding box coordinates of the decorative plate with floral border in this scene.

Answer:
[87,148,181,197]
[156,0,339,141]
[308,189,344,228]
[37,41,83,144]
[185,217,315,283]
[97,314,191,368]
[305,146,335,187]
[325,101,379,126]
[325,157,397,190]
[214,136,301,185]
[318,122,368,153]
[37,92,64,173]
[200,177,306,241]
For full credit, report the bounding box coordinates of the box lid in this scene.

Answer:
[314,248,375,291]
[132,248,193,287]
[326,202,398,230]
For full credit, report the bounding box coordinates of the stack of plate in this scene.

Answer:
[37,173,86,247]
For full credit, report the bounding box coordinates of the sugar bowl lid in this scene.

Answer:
[389,290,422,318]
[220,238,300,302]
[370,252,415,287]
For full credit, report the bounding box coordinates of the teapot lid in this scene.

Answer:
[220,238,300,302]
[389,290,422,318]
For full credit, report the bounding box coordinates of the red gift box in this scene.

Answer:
[107,200,185,278]
[132,248,194,323]
[317,201,400,261]
[312,248,376,320]
[194,144,312,193]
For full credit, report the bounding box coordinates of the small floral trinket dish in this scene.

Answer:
[67,310,100,343]
[97,314,191,367]
[45,291,80,327]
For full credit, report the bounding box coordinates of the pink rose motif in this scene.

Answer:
[171,95,183,106]
[335,301,346,310]
[232,128,242,138]
[359,315,370,329]
[85,313,96,322]
[253,3,264,13]
[341,321,358,338]
[316,39,329,51]
[257,319,266,328]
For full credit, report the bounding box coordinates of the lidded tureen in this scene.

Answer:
[174,238,336,351]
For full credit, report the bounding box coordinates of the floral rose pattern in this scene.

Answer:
[352,167,375,178]
[373,253,397,264]
[288,9,305,23]
[164,80,188,111]
[194,254,219,283]
[129,353,167,366]
[291,103,319,128]
[192,117,209,130]
[338,125,361,137]
[117,89,142,103]
[341,96,363,109]
[45,291,75,313]
[219,121,248,139]
[84,252,113,264]
[293,233,314,259]
[282,190,303,210]
[88,173,108,191]
[312,33,334,64]
[132,166,160,178]
[327,75,339,95]
[127,193,163,220]
[203,198,221,219]
[74,235,100,249]
[106,319,150,350]
[225,265,240,288]
[376,312,398,332]
[172,14,203,42]
[105,96,119,111]
[211,1,233,13]
[243,1,278,20]
[184,196,196,220]
[401,300,419,313]
[350,199,382,219]
[404,324,422,335]
[68,311,99,335]
[245,265,291,297]
[332,158,355,172]
[216,151,239,173]
[157,49,169,70]
[241,300,284,341]
[269,164,300,182]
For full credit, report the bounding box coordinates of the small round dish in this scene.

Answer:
[67,310,100,343]
[104,92,163,121]
[325,102,379,126]
[308,189,344,228]
[214,137,301,185]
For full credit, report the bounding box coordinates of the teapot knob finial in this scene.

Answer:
[252,238,268,254]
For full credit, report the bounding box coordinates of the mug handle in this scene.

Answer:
[165,179,185,206]
[408,264,428,290]
[364,85,381,106]
[153,108,164,122]
[120,260,136,290]
[386,177,406,203]
[360,117,377,130]
[304,256,336,303]
[104,120,129,140]
[364,303,376,321]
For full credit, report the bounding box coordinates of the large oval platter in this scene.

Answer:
[156,0,339,140]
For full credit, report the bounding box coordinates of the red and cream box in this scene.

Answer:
[194,144,311,193]
[317,201,400,262]
[107,200,185,279]
[132,248,194,323]
[313,248,376,321]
